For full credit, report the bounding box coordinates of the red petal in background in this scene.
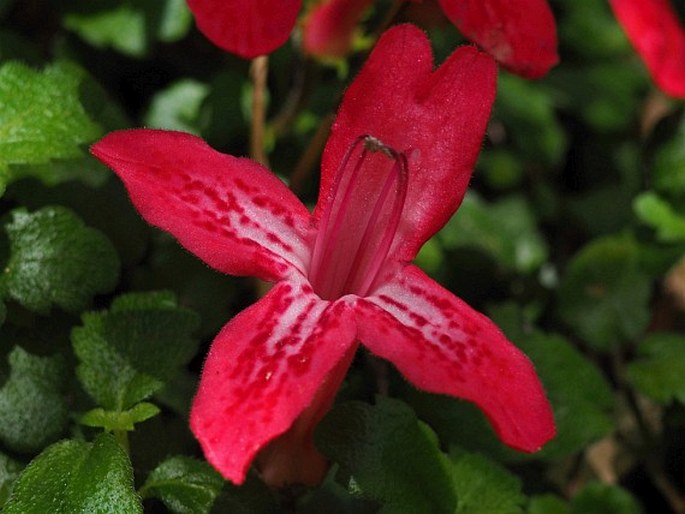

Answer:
[302,0,374,58]
[438,0,558,78]
[186,0,301,58]
[609,0,685,98]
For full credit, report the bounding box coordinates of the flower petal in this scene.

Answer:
[609,0,685,98]
[354,264,555,452]
[438,0,558,78]
[302,0,374,58]
[186,0,301,58]
[91,129,312,282]
[190,276,358,484]
[319,25,497,261]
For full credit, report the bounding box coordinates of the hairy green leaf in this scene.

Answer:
[4,433,142,513]
[72,291,199,410]
[0,453,23,507]
[0,347,68,453]
[3,206,120,314]
[316,397,456,514]
[0,61,100,193]
[451,451,525,514]
[80,402,160,431]
[141,456,223,514]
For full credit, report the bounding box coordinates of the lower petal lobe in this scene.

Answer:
[92,129,312,282]
[355,265,555,452]
[190,276,357,484]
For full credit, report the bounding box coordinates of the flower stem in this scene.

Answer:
[250,55,269,167]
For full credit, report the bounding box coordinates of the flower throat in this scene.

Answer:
[309,135,408,300]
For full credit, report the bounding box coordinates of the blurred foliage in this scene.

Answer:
[0,0,684,512]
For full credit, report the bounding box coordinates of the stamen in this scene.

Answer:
[309,135,409,300]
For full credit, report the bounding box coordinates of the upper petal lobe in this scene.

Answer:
[190,276,358,484]
[319,25,497,262]
[92,129,312,282]
[354,264,555,452]
[186,0,302,58]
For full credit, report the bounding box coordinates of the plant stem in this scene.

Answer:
[289,113,334,194]
[250,55,269,167]
[114,429,129,455]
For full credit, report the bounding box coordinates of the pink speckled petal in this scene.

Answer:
[609,0,685,98]
[91,129,312,282]
[186,0,301,58]
[355,265,555,452]
[190,276,357,484]
[319,25,497,262]
[438,0,558,78]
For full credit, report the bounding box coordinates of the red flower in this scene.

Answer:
[91,25,555,486]
[608,0,685,98]
[186,0,558,78]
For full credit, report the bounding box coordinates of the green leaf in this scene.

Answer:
[652,112,685,196]
[495,74,566,166]
[0,61,100,193]
[4,433,142,513]
[141,456,224,514]
[3,206,120,314]
[570,482,642,514]
[557,0,630,59]
[316,397,456,514]
[407,329,614,462]
[0,346,68,453]
[557,235,651,349]
[633,192,685,242]
[627,332,685,404]
[0,453,23,507]
[451,451,525,514]
[440,193,548,274]
[156,0,192,42]
[528,495,569,514]
[64,4,147,57]
[144,79,210,135]
[72,291,200,410]
[80,402,161,431]
[516,332,614,459]
[64,0,192,57]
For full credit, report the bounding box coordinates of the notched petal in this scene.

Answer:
[321,25,497,262]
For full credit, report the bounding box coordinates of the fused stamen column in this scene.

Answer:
[309,135,408,300]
